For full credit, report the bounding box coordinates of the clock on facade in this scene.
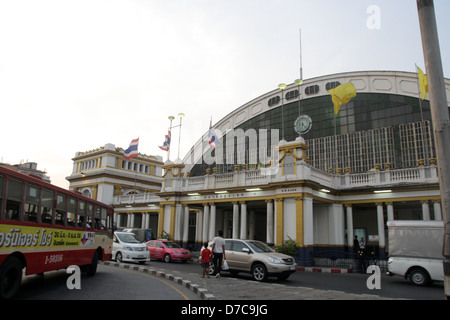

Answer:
[294,115,312,135]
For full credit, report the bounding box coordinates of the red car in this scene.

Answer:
[145,239,192,263]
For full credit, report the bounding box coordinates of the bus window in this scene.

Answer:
[25,185,40,222]
[86,203,94,229]
[78,200,86,228]
[56,194,66,226]
[6,179,23,221]
[94,206,102,230]
[0,175,5,219]
[67,197,77,226]
[100,207,107,230]
[41,189,54,224]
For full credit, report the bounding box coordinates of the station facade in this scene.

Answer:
[66,70,450,264]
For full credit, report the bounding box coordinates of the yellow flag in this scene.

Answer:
[417,66,428,100]
[328,82,357,115]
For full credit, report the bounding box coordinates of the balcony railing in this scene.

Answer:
[112,163,439,205]
[179,165,438,193]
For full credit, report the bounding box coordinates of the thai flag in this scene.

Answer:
[159,130,171,151]
[124,138,139,159]
[209,120,220,150]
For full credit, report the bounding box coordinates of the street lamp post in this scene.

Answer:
[417,0,450,299]
[168,113,185,161]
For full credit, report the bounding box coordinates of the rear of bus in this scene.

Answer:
[0,165,114,299]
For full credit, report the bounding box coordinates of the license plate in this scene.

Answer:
[290,266,296,271]
[138,255,144,259]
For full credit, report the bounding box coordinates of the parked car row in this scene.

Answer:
[112,231,192,263]
[111,231,297,282]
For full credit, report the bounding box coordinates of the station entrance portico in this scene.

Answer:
[174,199,269,250]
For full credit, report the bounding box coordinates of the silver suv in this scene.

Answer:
[210,239,297,281]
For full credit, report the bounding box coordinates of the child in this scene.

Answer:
[200,242,212,278]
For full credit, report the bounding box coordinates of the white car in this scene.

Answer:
[112,232,150,264]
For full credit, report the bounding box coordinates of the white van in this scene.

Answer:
[387,220,444,286]
[112,231,150,264]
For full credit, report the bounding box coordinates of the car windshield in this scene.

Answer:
[164,241,181,249]
[246,241,274,253]
[116,233,140,244]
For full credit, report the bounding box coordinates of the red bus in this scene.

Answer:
[0,165,114,299]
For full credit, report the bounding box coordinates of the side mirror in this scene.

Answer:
[242,247,251,254]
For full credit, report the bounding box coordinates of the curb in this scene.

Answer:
[102,261,216,300]
[297,267,353,274]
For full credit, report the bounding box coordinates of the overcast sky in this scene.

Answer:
[1,0,449,189]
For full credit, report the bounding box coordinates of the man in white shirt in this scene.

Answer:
[212,230,226,278]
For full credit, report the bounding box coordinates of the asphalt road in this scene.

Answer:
[14,259,445,300]
[147,259,445,300]
[15,264,202,300]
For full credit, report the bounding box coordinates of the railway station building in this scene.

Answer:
[66,70,450,264]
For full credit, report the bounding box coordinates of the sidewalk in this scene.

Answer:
[102,261,402,300]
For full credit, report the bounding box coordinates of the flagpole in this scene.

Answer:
[415,64,425,123]
[334,113,337,173]
[299,28,303,81]
[167,116,174,161]
[415,64,427,162]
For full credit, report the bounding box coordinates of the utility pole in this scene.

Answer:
[417,0,450,299]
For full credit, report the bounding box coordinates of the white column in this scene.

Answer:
[232,202,239,239]
[346,204,353,247]
[433,200,443,220]
[182,205,189,244]
[422,200,430,220]
[330,204,345,246]
[386,202,394,221]
[126,213,131,227]
[130,213,135,228]
[376,203,385,248]
[266,200,274,244]
[240,201,247,239]
[196,210,203,245]
[209,203,216,240]
[141,213,146,229]
[202,204,209,242]
[303,197,313,247]
[174,204,183,242]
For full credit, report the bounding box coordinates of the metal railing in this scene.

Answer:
[295,249,388,273]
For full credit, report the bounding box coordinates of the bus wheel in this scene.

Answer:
[0,256,23,299]
[85,251,98,277]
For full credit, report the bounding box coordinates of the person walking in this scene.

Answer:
[212,230,226,278]
[200,242,212,278]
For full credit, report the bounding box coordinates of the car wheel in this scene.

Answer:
[164,253,171,263]
[409,268,430,286]
[116,252,123,263]
[252,263,267,282]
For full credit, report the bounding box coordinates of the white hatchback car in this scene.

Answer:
[112,232,150,264]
